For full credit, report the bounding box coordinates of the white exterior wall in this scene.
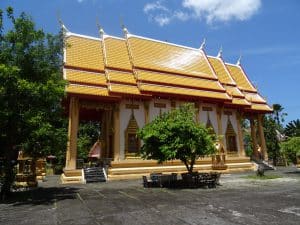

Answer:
[119,100,145,160]
[118,99,242,159]
[149,99,171,122]
[199,104,218,133]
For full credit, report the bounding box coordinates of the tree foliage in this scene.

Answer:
[0,7,66,158]
[285,119,300,138]
[0,7,66,197]
[263,115,280,165]
[77,121,100,161]
[263,103,287,165]
[138,103,216,173]
[280,137,300,164]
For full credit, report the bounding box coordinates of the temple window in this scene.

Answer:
[125,113,140,157]
[206,112,216,136]
[225,117,238,154]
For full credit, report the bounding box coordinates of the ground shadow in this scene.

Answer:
[284,170,300,175]
[1,186,80,206]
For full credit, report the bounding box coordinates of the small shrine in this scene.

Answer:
[15,151,38,187]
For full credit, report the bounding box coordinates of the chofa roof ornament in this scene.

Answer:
[217,46,223,58]
[58,18,69,34]
[120,17,129,36]
[200,38,206,50]
[96,20,106,38]
[236,54,242,66]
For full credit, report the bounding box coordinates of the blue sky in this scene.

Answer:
[1,0,299,124]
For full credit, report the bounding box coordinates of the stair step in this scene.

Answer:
[83,167,106,183]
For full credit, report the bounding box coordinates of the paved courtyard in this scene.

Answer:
[1,167,300,225]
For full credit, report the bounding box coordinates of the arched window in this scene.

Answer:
[125,113,140,157]
[206,112,216,136]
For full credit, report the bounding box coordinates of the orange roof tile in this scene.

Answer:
[136,70,224,91]
[65,69,107,86]
[208,57,235,85]
[127,36,216,79]
[66,84,109,96]
[251,103,273,112]
[245,92,267,104]
[63,31,271,113]
[225,64,256,92]
[110,84,142,96]
[224,86,245,98]
[139,83,230,100]
[103,37,132,71]
[231,98,251,106]
[106,70,136,85]
[65,35,104,71]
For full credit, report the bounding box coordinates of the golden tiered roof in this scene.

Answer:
[207,56,250,107]
[63,29,272,113]
[103,36,132,71]
[127,35,217,79]
[65,36,104,72]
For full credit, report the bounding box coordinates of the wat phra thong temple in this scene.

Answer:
[61,25,272,183]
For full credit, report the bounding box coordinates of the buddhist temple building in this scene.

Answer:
[61,25,272,183]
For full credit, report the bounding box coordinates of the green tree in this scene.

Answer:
[272,104,287,131]
[264,116,280,165]
[138,103,216,173]
[280,137,300,164]
[285,119,300,137]
[0,7,66,198]
[77,121,100,161]
[263,103,287,166]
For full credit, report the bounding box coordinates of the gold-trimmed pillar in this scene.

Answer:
[257,114,268,160]
[236,112,246,156]
[113,104,120,161]
[250,117,258,159]
[65,97,79,170]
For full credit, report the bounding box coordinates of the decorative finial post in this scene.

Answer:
[237,54,242,66]
[58,18,69,34]
[96,19,105,38]
[200,38,206,50]
[217,46,223,58]
[120,16,129,36]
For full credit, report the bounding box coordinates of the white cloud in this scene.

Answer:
[182,0,261,23]
[143,0,261,26]
[144,1,169,13]
[173,11,190,21]
[154,15,171,26]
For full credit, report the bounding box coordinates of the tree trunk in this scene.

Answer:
[1,146,16,200]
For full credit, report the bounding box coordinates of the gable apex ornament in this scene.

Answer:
[200,38,206,50]
[236,54,242,66]
[217,46,223,58]
[58,18,69,34]
[96,20,106,38]
[120,16,129,36]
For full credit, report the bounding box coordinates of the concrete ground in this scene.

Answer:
[0,167,300,225]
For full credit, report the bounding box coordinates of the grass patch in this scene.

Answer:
[244,174,282,180]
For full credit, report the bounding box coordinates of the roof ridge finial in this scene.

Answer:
[200,38,206,50]
[237,54,242,66]
[120,16,129,36]
[217,46,223,58]
[57,15,69,34]
[96,18,105,38]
